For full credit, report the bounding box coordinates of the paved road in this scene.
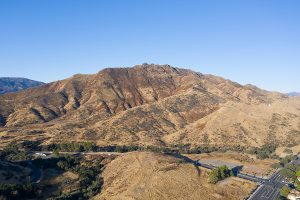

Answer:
[247,170,285,200]
[196,160,287,200]
[195,161,265,183]
[31,151,121,156]
[248,157,300,200]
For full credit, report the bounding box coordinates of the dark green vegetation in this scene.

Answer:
[247,144,278,159]
[208,165,233,184]
[0,142,104,200]
[36,155,104,200]
[43,142,97,152]
[279,163,300,190]
[0,183,38,200]
[44,143,247,155]
[0,141,32,162]
[272,155,298,169]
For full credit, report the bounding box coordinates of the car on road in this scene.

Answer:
[34,152,46,157]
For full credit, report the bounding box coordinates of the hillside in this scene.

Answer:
[94,152,256,200]
[0,64,299,148]
[0,161,32,184]
[0,77,45,94]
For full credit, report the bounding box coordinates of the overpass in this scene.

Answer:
[195,160,266,183]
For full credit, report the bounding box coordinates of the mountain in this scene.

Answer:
[0,64,299,149]
[287,92,300,97]
[0,77,45,94]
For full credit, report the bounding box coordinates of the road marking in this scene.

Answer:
[269,189,280,200]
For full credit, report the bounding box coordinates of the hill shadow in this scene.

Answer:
[166,153,201,176]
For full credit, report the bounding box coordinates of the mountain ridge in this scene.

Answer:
[0,77,45,94]
[287,92,300,97]
[0,64,299,149]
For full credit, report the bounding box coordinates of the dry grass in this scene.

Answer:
[276,144,300,158]
[94,152,256,200]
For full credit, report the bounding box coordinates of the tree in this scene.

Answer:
[280,186,290,198]
[208,169,221,184]
[208,165,232,184]
[295,179,300,191]
[53,149,60,157]
[219,165,230,179]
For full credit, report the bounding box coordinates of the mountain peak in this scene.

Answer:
[0,64,298,149]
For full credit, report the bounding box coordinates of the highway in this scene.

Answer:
[196,160,287,200]
[248,157,300,200]
[247,170,285,200]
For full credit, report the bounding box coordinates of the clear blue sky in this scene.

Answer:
[0,0,299,92]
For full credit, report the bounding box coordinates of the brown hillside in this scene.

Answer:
[94,152,256,200]
[0,64,299,148]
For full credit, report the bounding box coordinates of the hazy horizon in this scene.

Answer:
[1,0,299,93]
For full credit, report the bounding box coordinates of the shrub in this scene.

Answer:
[247,144,277,159]
[283,148,293,154]
[271,163,283,169]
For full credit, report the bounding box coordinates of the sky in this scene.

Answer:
[0,0,299,93]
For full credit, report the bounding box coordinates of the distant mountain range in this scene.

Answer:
[287,92,300,97]
[0,77,45,94]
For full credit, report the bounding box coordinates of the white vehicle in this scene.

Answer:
[34,152,47,157]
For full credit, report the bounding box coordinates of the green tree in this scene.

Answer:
[208,169,221,184]
[208,165,232,184]
[219,165,230,179]
[280,186,290,198]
